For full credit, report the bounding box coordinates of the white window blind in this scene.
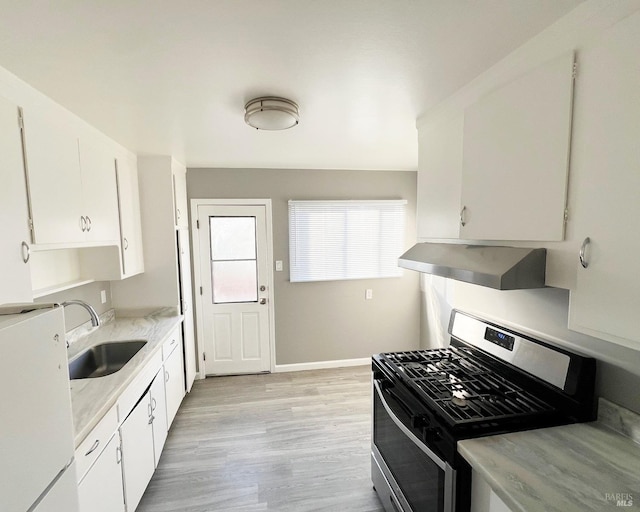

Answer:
[288,200,407,282]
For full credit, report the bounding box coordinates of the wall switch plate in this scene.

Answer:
[365,289,373,300]
[275,260,283,272]
[100,290,107,304]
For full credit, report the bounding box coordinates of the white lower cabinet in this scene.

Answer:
[471,470,513,512]
[78,332,186,512]
[120,390,156,512]
[164,335,185,428]
[77,434,125,512]
[150,368,168,467]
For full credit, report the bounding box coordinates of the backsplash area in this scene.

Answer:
[35,281,112,331]
[598,398,640,445]
[421,276,640,416]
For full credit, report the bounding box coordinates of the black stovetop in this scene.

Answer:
[378,347,556,427]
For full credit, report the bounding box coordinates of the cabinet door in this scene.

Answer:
[78,434,125,512]
[164,340,185,428]
[416,113,464,239]
[568,12,640,347]
[22,107,84,244]
[150,369,168,467]
[115,152,144,277]
[78,136,120,243]
[172,163,188,228]
[178,229,197,391]
[120,391,155,512]
[0,97,33,303]
[460,52,575,241]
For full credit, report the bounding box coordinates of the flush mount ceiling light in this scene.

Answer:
[244,96,299,130]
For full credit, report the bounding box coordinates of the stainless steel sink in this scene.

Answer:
[69,340,147,379]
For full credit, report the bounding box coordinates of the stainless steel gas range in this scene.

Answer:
[371,309,596,512]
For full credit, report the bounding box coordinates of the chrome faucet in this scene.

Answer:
[61,300,101,327]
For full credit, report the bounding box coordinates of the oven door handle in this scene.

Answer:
[373,380,446,471]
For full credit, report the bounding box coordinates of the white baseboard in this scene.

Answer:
[274,357,371,373]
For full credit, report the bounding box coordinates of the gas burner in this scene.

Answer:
[451,395,468,408]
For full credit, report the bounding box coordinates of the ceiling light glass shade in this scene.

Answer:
[244,96,299,130]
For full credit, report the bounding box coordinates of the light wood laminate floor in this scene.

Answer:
[137,366,384,512]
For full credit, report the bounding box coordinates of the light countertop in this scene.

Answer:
[458,399,640,512]
[67,308,183,447]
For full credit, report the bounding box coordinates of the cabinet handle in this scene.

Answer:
[86,216,92,232]
[579,237,591,269]
[21,241,30,264]
[165,369,170,383]
[176,208,181,221]
[85,439,100,456]
[80,216,87,232]
[123,237,129,250]
[151,397,157,411]
[116,445,122,464]
[460,206,467,227]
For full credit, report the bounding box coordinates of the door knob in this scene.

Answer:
[259,298,267,305]
[259,285,266,292]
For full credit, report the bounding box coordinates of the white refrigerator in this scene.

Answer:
[0,305,79,512]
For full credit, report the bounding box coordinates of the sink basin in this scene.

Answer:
[69,340,147,379]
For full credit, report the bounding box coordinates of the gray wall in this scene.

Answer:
[187,168,421,366]
[422,276,640,415]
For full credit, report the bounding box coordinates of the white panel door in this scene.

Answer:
[197,204,271,375]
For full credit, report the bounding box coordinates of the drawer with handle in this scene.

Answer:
[162,327,182,361]
[75,404,118,483]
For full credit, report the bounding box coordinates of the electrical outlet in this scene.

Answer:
[100,290,107,304]
[365,289,373,300]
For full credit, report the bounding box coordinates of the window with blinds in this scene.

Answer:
[288,200,407,282]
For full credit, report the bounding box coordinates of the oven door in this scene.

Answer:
[372,379,455,512]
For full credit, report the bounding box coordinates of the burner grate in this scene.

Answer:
[384,348,555,425]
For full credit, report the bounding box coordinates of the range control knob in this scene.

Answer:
[411,415,430,429]
[424,427,442,442]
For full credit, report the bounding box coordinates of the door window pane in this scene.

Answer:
[212,261,258,303]
[209,216,258,304]
[210,217,256,260]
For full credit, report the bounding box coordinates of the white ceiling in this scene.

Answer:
[0,0,583,170]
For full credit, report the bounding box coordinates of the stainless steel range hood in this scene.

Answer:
[398,243,546,290]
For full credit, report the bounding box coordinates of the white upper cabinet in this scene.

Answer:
[0,97,33,304]
[417,113,464,239]
[77,135,120,243]
[22,107,84,245]
[22,107,120,246]
[460,52,575,241]
[417,52,575,242]
[115,151,144,278]
[568,11,640,348]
